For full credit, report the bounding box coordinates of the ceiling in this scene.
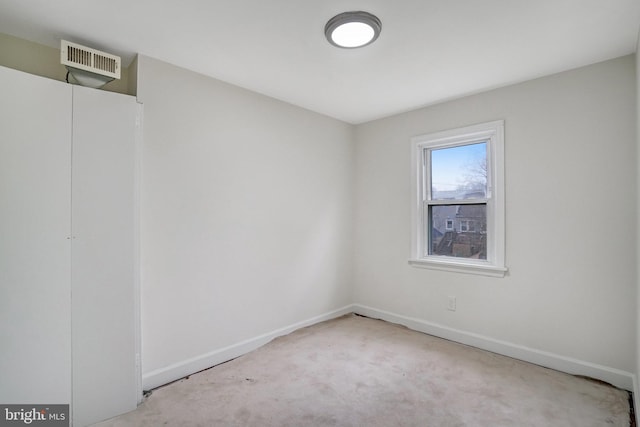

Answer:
[0,0,638,124]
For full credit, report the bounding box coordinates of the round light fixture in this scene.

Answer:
[325,11,381,48]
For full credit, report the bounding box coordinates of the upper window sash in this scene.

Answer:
[423,142,490,203]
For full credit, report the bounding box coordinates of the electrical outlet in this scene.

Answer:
[447,296,456,311]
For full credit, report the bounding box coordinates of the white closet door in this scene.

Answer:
[0,66,73,404]
[71,85,138,426]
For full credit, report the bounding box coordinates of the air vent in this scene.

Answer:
[60,40,120,80]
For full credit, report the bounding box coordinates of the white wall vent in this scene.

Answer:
[61,40,121,88]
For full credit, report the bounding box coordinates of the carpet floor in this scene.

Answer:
[95,314,631,426]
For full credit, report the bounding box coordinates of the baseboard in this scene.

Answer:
[142,304,355,390]
[633,374,639,425]
[143,303,635,393]
[353,304,635,391]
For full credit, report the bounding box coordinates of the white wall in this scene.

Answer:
[354,56,636,374]
[136,56,354,387]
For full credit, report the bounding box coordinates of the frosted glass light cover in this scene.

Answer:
[331,22,375,48]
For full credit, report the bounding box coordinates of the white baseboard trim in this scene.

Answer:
[143,303,635,393]
[353,304,635,391]
[142,304,355,390]
[633,374,639,424]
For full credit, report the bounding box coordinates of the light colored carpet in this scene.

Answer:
[95,314,631,426]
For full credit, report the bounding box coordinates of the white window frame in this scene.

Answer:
[409,120,506,277]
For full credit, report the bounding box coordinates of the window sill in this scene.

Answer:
[408,258,507,278]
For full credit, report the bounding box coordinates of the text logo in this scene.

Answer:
[0,405,68,426]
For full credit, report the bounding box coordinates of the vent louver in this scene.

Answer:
[60,40,121,80]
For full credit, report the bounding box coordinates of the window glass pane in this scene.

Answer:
[430,142,486,200]
[428,204,487,259]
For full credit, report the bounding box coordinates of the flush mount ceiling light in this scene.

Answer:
[325,11,381,48]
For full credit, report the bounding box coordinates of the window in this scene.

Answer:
[410,120,506,277]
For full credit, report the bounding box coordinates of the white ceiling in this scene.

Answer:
[0,0,638,124]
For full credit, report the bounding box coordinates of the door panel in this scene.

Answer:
[71,85,138,426]
[0,66,72,404]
